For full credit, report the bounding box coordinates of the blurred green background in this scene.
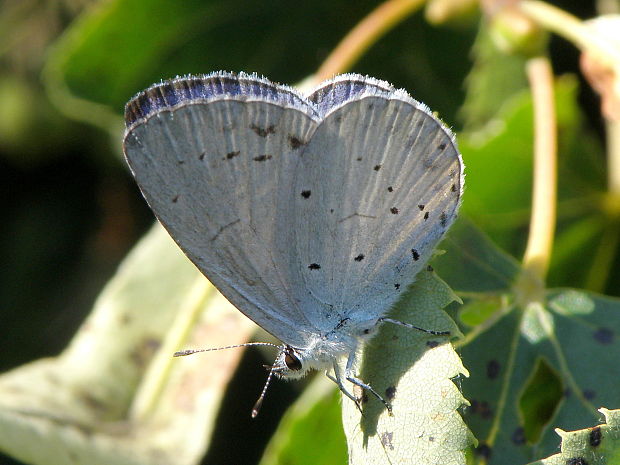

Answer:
[0,0,611,464]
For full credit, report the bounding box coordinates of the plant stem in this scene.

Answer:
[521,56,557,282]
[608,118,620,198]
[315,0,425,81]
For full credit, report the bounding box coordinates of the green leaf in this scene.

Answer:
[457,287,620,463]
[528,408,620,465]
[342,269,474,465]
[259,376,347,465]
[0,224,258,465]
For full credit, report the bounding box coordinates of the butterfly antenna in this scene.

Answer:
[251,347,284,418]
[174,342,281,357]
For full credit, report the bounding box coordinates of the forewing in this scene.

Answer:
[292,76,463,328]
[123,73,320,347]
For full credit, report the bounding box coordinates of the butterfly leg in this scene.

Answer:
[344,350,393,415]
[379,317,450,336]
[326,365,364,414]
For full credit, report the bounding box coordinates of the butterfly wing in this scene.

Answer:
[290,75,463,329]
[123,72,322,347]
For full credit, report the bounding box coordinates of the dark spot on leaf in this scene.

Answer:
[424,211,429,220]
[390,207,399,214]
[468,399,479,414]
[593,327,614,344]
[172,195,179,203]
[308,263,321,270]
[589,426,602,447]
[253,154,272,162]
[387,186,393,192]
[438,143,446,150]
[394,283,400,290]
[583,389,596,400]
[427,340,439,348]
[288,135,306,149]
[479,401,492,419]
[354,254,365,262]
[411,249,420,261]
[487,360,500,379]
[250,124,275,137]
[418,204,425,211]
[226,151,240,160]
[440,211,448,227]
[301,190,311,198]
[374,164,382,171]
[385,386,396,401]
[380,432,394,450]
[566,458,589,465]
[511,427,526,445]
[475,444,492,459]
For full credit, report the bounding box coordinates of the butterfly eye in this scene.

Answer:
[284,349,302,371]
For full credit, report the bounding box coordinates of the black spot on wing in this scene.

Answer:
[387,186,393,192]
[172,195,179,203]
[418,204,425,211]
[411,249,420,261]
[354,254,365,262]
[424,211,429,220]
[440,212,448,227]
[390,207,399,214]
[438,143,447,150]
[288,135,306,149]
[301,190,311,198]
[253,154,272,162]
[394,283,400,290]
[308,263,321,270]
[250,124,276,137]
[373,164,382,171]
[225,151,240,160]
